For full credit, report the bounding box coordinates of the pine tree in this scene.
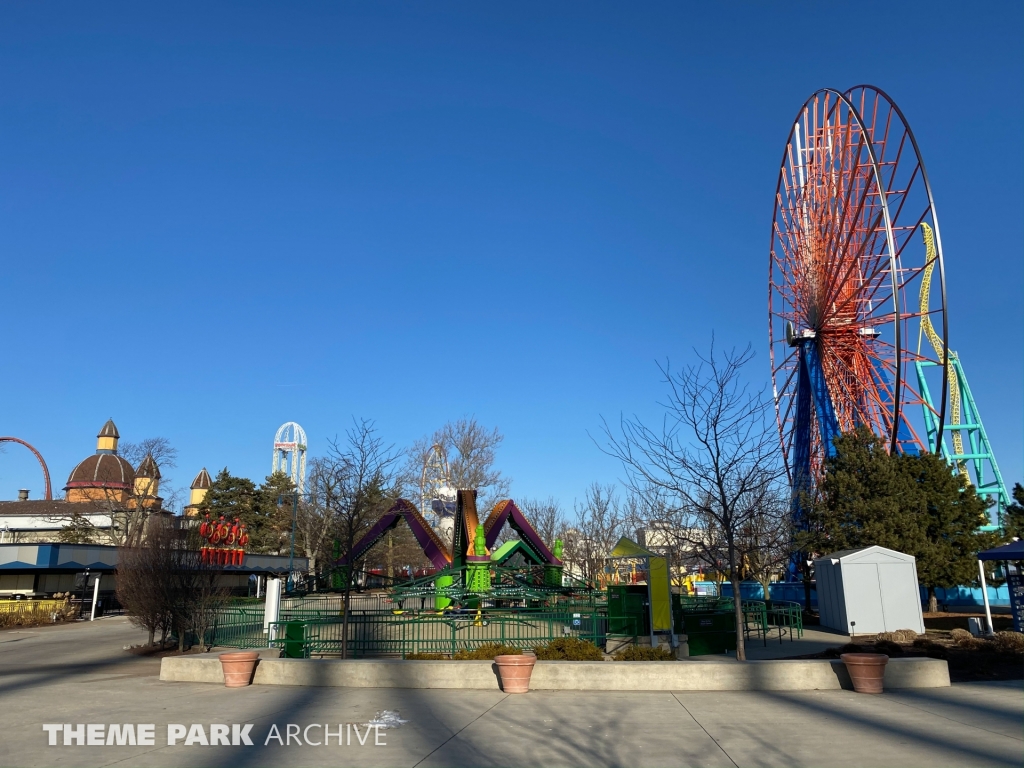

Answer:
[799,427,918,556]
[898,451,997,613]
[255,471,297,556]
[1004,483,1024,540]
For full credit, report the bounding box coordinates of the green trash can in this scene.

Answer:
[281,620,306,658]
[683,611,737,656]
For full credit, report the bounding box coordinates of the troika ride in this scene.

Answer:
[769,85,1008,548]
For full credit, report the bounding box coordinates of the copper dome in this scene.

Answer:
[65,453,136,491]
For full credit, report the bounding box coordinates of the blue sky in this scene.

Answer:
[1,2,1021,510]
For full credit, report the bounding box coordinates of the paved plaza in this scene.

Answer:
[0,617,1020,768]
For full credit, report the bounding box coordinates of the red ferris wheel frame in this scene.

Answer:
[768,85,949,486]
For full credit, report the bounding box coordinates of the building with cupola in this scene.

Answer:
[0,419,171,545]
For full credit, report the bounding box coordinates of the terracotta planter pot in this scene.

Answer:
[841,652,888,694]
[219,651,260,688]
[494,654,536,694]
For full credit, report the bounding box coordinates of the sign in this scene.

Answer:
[1007,573,1024,633]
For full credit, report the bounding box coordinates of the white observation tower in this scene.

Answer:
[272,422,308,494]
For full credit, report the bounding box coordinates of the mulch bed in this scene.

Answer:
[789,631,1023,683]
[922,612,1015,632]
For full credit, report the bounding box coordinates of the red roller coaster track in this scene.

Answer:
[0,437,53,500]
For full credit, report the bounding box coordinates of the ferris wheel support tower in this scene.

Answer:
[272,422,308,494]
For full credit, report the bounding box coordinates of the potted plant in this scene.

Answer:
[494,652,536,694]
[219,651,260,688]
[840,652,888,694]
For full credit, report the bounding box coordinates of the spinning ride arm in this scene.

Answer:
[483,500,562,566]
[334,499,452,571]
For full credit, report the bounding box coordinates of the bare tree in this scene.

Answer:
[408,418,510,511]
[323,419,402,658]
[737,483,792,603]
[518,496,566,550]
[562,483,623,583]
[117,521,225,650]
[602,342,785,661]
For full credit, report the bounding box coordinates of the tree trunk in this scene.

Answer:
[927,586,938,614]
[148,628,155,647]
[729,544,746,661]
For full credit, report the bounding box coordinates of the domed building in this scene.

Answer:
[64,420,140,505]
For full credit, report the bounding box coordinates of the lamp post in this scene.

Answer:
[279,492,299,592]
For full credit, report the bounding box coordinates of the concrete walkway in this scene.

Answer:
[741,626,851,660]
[1,617,1020,767]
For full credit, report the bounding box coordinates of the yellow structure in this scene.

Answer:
[184,468,212,517]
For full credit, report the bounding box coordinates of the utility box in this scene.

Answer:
[607,585,649,636]
[814,546,925,635]
[683,611,737,656]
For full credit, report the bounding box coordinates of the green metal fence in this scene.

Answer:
[265,611,623,658]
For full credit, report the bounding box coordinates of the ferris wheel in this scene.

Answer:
[769,85,949,500]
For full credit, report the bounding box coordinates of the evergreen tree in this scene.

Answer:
[1004,483,1024,540]
[802,428,998,614]
[255,471,297,556]
[899,451,996,613]
[799,427,917,555]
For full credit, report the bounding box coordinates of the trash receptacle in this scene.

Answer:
[281,620,305,658]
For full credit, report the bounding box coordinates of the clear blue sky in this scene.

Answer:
[1,2,1021,510]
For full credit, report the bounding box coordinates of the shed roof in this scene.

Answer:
[815,545,916,564]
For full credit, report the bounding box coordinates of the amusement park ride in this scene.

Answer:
[769,85,1009,539]
[334,489,576,608]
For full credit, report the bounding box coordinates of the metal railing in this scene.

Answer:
[265,610,626,658]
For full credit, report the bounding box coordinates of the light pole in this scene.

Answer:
[279,492,299,592]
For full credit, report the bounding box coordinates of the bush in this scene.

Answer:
[993,631,1024,655]
[614,644,675,661]
[452,643,522,660]
[876,629,919,643]
[534,637,604,661]
[949,628,975,646]
[405,653,446,660]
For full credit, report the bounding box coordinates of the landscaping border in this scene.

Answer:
[160,653,949,691]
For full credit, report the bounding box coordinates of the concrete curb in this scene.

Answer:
[160,655,950,691]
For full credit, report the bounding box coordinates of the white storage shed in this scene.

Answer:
[814,546,925,635]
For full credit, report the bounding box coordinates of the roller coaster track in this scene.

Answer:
[0,437,52,500]
[918,223,967,478]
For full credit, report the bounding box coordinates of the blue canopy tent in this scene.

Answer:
[976,540,1024,634]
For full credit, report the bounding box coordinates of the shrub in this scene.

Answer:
[876,629,919,643]
[405,653,446,660]
[949,628,975,646]
[993,631,1024,655]
[614,644,675,661]
[534,637,604,661]
[452,643,522,660]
